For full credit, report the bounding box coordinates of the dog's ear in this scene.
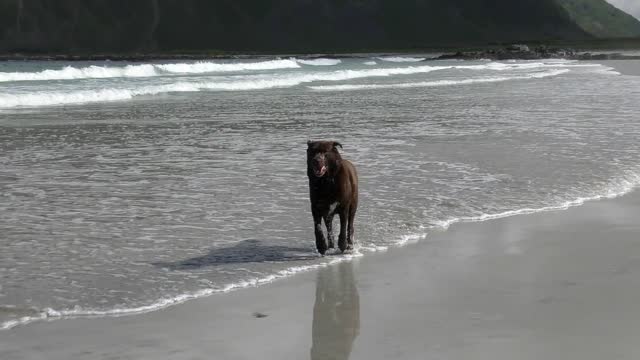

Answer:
[332,141,343,150]
[307,140,314,148]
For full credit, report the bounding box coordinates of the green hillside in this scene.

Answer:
[0,0,638,54]
[557,0,640,38]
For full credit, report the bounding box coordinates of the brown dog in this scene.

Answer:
[307,141,358,255]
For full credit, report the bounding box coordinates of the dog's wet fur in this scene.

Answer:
[307,141,359,255]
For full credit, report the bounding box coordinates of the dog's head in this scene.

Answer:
[307,141,343,178]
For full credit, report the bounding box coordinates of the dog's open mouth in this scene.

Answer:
[314,166,327,177]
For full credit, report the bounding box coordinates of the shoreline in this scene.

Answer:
[0,52,413,62]
[2,181,635,333]
[2,42,640,62]
[3,189,640,359]
[2,52,639,62]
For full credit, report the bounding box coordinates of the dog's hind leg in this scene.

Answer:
[338,210,348,253]
[324,213,336,249]
[347,205,357,250]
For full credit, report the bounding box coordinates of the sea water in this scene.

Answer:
[1,56,639,329]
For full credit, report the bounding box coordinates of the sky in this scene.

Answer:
[607,0,640,20]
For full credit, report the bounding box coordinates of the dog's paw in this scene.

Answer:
[338,241,348,253]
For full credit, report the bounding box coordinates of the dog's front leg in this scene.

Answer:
[324,213,336,249]
[313,210,328,255]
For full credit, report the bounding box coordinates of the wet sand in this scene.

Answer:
[3,191,640,359]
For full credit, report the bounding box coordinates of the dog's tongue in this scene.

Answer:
[315,166,327,177]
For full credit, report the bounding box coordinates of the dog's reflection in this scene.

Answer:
[310,261,360,360]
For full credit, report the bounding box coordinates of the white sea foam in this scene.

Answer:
[309,69,570,91]
[358,244,389,252]
[0,65,577,108]
[156,59,300,74]
[0,59,606,84]
[0,60,610,108]
[296,58,342,66]
[594,66,622,76]
[462,62,550,71]
[0,64,158,82]
[460,61,601,72]
[377,56,426,62]
[0,65,452,108]
[0,59,300,82]
[0,84,197,108]
[432,169,640,231]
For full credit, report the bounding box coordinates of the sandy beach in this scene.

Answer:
[2,190,640,359]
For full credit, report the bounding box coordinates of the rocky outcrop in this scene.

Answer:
[435,45,640,60]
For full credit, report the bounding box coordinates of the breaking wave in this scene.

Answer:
[296,58,342,66]
[0,61,613,108]
[155,59,300,74]
[0,64,158,82]
[0,65,452,108]
[0,59,301,82]
[377,56,426,62]
[0,59,607,84]
[309,69,570,91]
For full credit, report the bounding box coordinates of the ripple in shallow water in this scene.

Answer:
[1,59,640,329]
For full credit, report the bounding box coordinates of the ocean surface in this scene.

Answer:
[1,55,639,330]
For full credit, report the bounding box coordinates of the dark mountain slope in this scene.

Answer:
[557,0,640,38]
[0,0,631,54]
